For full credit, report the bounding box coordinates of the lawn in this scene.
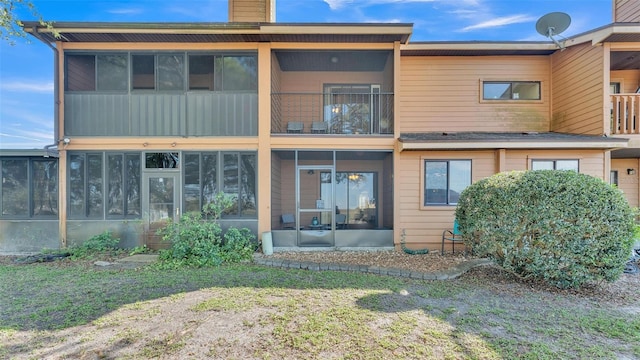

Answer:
[1,260,639,359]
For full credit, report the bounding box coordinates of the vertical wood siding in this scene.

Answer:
[614,0,640,22]
[551,43,605,135]
[398,56,550,133]
[65,93,257,136]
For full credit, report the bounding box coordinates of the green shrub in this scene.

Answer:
[157,193,256,268]
[455,170,636,289]
[68,231,121,259]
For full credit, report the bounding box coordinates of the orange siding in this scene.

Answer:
[611,159,639,208]
[228,0,273,22]
[397,150,496,249]
[614,0,640,22]
[610,70,640,93]
[505,150,606,178]
[397,149,607,249]
[551,42,605,135]
[398,56,550,133]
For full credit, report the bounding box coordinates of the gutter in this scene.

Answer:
[27,25,60,158]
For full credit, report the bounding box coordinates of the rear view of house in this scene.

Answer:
[1,0,638,253]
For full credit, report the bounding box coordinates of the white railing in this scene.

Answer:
[611,94,640,135]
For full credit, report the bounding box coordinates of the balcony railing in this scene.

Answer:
[272,92,394,135]
[611,94,640,135]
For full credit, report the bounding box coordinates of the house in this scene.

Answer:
[0,0,638,253]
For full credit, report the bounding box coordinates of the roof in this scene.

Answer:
[398,132,628,151]
[22,21,413,44]
[401,42,557,56]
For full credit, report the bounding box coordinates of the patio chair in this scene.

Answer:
[441,219,463,254]
[310,121,328,134]
[287,122,304,133]
[281,213,296,229]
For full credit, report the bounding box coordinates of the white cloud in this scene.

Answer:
[1,81,54,93]
[460,14,536,32]
[0,132,48,143]
[108,8,144,15]
[324,0,437,11]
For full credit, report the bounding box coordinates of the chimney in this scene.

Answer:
[613,0,640,22]
[229,0,275,22]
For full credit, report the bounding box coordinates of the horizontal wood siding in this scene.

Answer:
[229,0,269,22]
[280,71,386,93]
[611,158,639,208]
[397,151,495,249]
[610,70,640,93]
[398,56,550,133]
[551,43,605,135]
[505,150,605,178]
[615,0,640,22]
[398,149,606,249]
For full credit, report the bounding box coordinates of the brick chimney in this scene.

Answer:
[613,0,640,22]
[229,0,275,22]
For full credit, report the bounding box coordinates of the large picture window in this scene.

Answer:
[424,160,471,205]
[0,158,58,218]
[482,81,540,101]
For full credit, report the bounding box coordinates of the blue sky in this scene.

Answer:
[0,0,612,149]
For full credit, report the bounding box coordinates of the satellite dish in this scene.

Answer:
[536,12,571,50]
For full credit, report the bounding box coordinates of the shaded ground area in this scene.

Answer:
[1,253,639,359]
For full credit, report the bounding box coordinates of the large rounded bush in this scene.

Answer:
[455,170,636,289]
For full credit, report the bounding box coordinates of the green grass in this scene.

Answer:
[0,261,638,359]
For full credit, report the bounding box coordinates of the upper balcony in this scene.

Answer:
[271,50,394,136]
[271,91,394,135]
[611,93,640,135]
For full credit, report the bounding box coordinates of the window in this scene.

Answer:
[482,81,540,100]
[188,54,257,91]
[69,153,104,218]
[610,170,619,186]
[183,151,256,218]
[183,152,218,213]
[131,53,188,91]
[70,152,141,219]
[107,154,141,217]
[66,54,127,91]
[223,153,257,217]
[531,159,578,171]
[0,158,58,218]
[424,160,471,206]
[323,172,377,228]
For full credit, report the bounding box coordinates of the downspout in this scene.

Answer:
[28,26,60,158]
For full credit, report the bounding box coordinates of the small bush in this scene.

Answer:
[68,231,121,259]
[456,170,636,289]
[157,193,256,268]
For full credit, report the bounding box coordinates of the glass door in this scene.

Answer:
[297,166,334,246]
[142,172,180,249]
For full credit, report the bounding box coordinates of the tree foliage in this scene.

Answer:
[1,0,55,44]
[456,170,636,289]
